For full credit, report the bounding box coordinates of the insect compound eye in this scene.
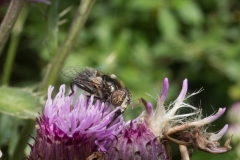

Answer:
[110,89,127,107]
[122,88,131,105]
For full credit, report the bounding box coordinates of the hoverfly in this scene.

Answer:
[61,66,132,114]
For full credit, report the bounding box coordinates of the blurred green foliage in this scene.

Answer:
[0,0,240,159]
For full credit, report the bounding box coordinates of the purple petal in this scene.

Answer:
[160,78,169,103]
[166,108,227,135]
[191,108,226,127]
[205,136,232,154]
[176,79,188,101]
[209,124,228,141]
[165,79,188,118]
[154,78,169,120]
[146,102,153,116]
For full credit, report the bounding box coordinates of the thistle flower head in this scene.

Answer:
[104,78,232,159]
[28,85,124,159]
[104,117,168,160]
[28,78,232,159]
[144,78,232,155]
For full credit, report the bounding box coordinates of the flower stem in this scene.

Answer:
[10,119,35,160]
[179,145,190,160]
[0,0,25,56]
[39,0,96,93]
[47,0,59,55]
[1,5,28,85]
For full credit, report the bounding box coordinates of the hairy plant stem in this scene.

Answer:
[11,120,35,160]
[0,0,25,56]
[39,0,96,93]
[2,6,28,85]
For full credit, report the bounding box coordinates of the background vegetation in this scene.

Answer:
[0,0,239,159]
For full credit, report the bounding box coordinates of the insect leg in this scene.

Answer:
[69,82,75,96]
[85,95,109,102]
[106,109,121,128]
[69,81,96,96]
[73,83,107,106]
[75,84,94,94]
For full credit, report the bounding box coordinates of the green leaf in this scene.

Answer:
[157,8,179,39]
[175,0,203,26]
[0,86,42,119]
[128,0,161,11]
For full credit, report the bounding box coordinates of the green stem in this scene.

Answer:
[10,119,35,160]
[39,0,96,93]
[0,0,25,56]
[2,6,28,85]
[47,0,59,55]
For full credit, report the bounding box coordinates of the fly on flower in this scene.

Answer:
[62,66,132,114]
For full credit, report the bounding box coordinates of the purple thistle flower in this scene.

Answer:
[149,78,232,157]
[105,78,232,160]
[104,119,168,160]
[28,85,124,160]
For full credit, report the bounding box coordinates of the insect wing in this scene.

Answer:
[62,66,104,95]
[61,66,83,79]
[61,66,97,81]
